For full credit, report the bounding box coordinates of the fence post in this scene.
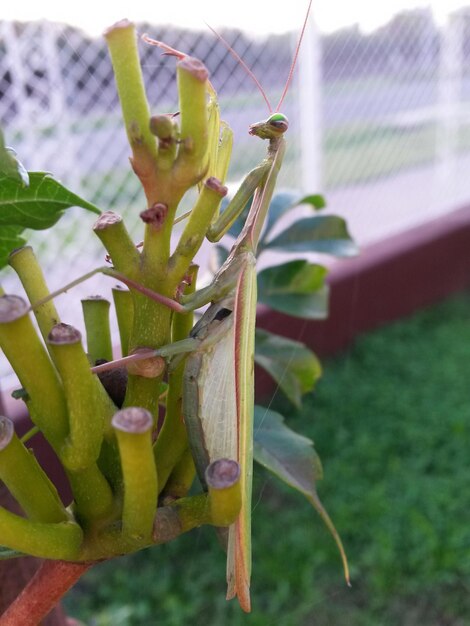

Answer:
[297,12,322,193]
[436,9,463,202]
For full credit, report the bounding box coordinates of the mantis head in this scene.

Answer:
[248,113,289,140]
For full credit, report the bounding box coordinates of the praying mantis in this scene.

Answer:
[92,3,349,611]
[0,3,353,618]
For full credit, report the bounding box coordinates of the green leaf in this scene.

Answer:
[257,260,329,319]
[0,129,29,186]
[0,171,101,230]
[265,215,358,257]
[0,225,26,270]
[0,545,25,560]
[260,191,327,249]
[262,190,301,239]
[255,329,321,407]
[253,406,350,582]
[227,195,252,239]
[253,405,323,492]
[296,194,327,210]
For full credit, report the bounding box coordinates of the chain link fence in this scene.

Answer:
[2,7,470,385]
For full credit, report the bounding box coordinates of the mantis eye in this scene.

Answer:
[268,113,289,133]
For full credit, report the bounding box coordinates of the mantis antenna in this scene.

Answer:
[206,0,313,114]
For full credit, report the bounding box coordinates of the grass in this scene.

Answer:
[64,291,470,625]
[324,122,470,189]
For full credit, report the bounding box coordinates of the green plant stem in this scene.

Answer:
[112,408,157,545]
[140,56,210,279]
[168,179,227,284]
[8,246,60,342]
[79,492,227,560]
[0,296,68,448]
[161,446,195,500]
[155,267,197,491]
[82,296,113,363]
[67,464,115,523]
[0,416,67,523]
[47,323,115,471]
[104,20,158,199]
[92,211,140,277]
[0,507,82,560]
[174,57,210,184]
[112,287,133,356]
[205,459,242,527]
[124,293,173,415]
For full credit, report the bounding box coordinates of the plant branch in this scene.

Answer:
[0,561,92,626]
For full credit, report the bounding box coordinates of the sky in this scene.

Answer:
[2,0,470,37]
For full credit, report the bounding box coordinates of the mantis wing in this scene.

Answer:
[183,253,256,613]
[183,299,238,483]
[227,254,257,612]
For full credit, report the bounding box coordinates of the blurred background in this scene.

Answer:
[1,2,470,624]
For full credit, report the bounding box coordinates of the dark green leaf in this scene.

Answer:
[253,405,349,581]
[227,195,252,238]
[261,192,327,247]
[255,329,321,407]
[0,225,26,270]
[262,190,302,239]
[0,545,25,560]
[253,405,323,494]
[265,215,358,257]
[257,260,329,319]
[296,194,327,210]
[0,129,29,186]
[0,172,101,230]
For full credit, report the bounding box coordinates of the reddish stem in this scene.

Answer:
[0,560,93,626]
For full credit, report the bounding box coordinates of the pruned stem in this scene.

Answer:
[206,459,242,527]
[0,295,68,448]
[8,246,60,342]
[0,416,67,523]
[112,286,133,357]
[81,296,113,363]
[104,20,158,199]
[112,407,158,544]
[47,323,114,471]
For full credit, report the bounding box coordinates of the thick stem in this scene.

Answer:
[167,178,227,285]
[0,560,92,626]
[8,246,60,342]
[0,296,68,448]
[112,287,133,357]
[81,296,113,363]
[104,20,158,198]
[0,416,67,523]
[112,408,158,545]
[205,459,241,527]
[93,211,140,277]
[47,323,115,471]
[174,57,209,183]
[161,446,195,500]
[67,464,115,523]
[0,507,82,560]
[155,266,197,491]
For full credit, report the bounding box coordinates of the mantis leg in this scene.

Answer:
[205,161,271,242]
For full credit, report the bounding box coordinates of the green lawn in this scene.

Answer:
[64,292,470,625]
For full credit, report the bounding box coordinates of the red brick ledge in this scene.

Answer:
[255,204,470,395]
